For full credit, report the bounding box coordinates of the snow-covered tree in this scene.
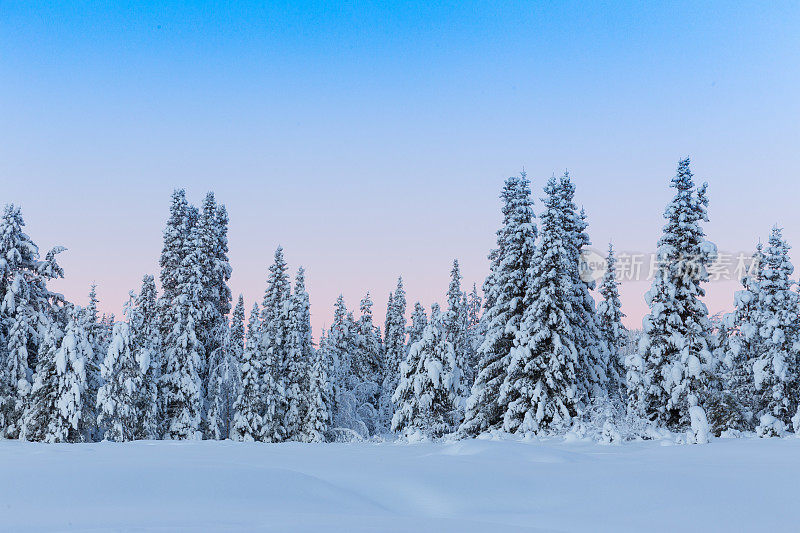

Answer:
[259,247,292,442]
[284,267,313,441]
[19,321,62,442]
[208,294,244,440]
[636,158,716,443]
[161,224,204,440]
[462,172,536,436]
[380,278,407,429]
[739,228,800,436]
[52,308,92,442]
[392,305,461,439]
[97,321,141,441]
[444,259,470,396]
[597,243,627,401]
[499,175,580,435]
[302,343,331,443]
[408,302,428,348]
[465,283,482,385]
[0,204,66,436]
[231,303,263,441]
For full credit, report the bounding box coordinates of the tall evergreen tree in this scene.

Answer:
[54,308,93,442]
[231,303,264,442]
[0,204,66,436]
[260,247,291,442]
[161,224,204,440]
[302,341,331,443]
[285,267,313,441]
[500,175,580,435]
[745,228,800,435]
[392,305,461,438]
[597,243,627,401]
[19,321,62,442]
[130,275,161,439]
[97,321,141,441]
[462,173,536,436]
[381,277,407,428]
[444,260,470,397]
[637,158,716,443]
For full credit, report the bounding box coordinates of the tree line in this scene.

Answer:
[1,158,798,444]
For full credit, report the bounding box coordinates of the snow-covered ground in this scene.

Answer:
[2,437,799,532]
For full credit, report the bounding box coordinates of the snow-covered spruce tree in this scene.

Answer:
[207,294,245,440]
[284,267,313,441]
[744,228,800,436]
[559,177,609,404]
[597,243,627,401]
[408,302,428,348]
[444,259,470,396]
[350,292,383,434]
[259,247,292,442]
[19,321,62,442]
[302,341,332,443]
[499,175,580,435]
[53,308,93,442]
[392,304,461,439]
[461,172,536,436]
[80,288,103,442]
[231,303,264,441]
[637,158,716,443]
[97,320,141,441]
[0,204,66,437]
[324,295,368,440]
[128,275,161,439]
[465,283,482,384]
[158,190,191,309]
[380,277,407,427]
[161,223,204,440]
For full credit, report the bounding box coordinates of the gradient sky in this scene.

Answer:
[1,1,799,337]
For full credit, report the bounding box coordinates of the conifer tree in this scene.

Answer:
[500,176,580,435]
[462,173,536,436]
[746,228,800,436]
[97,321,141,441]
[408,302,428,348]
[638,158,716,443]
[131,275,161,440]
[444,260,470,396]
[0,204,66,436]
[53,308,93,442]
[19,321,62,442]
[231,304,264,441]
[259,247,291,442]
[285,267,313,440]
[597,243,627,401]
[392,305,461,438]
[380,277,407,428]
[465,283,482,385]
[161,224,204,440]
[302,344,331,443]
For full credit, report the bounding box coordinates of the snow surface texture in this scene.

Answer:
[2,438,799,532]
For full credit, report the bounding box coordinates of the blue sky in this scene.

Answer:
[1,1,799,333]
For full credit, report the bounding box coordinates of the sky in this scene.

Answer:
[1,1,799,336]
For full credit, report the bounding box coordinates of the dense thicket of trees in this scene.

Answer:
[3,159,798,444]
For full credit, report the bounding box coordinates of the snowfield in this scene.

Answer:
[3,437,800,532]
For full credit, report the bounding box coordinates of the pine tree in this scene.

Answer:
[97,321,141,441]
[637,158,716,442]
[285,267,313,441]
[500,175,580,435]
[131,275,161,440]
[0,204,66,436]
[746,228,800,436]
[597,243,627,401]
[465,283,482,386]
[259,247,291,442]
[53,308,93,442]
[350,292,383,435]
[444,260,470,396]
[302,344,331,443]
[560,178,609,405]
[161,223,204,440]
[392,305,461,439]
[380,277,407,429]
[462,173,536,436]
[231,303,264,441]
[19,321,62,442]
[209,294,244,440]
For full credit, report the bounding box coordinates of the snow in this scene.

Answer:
[2,438,800,532]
